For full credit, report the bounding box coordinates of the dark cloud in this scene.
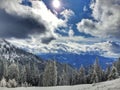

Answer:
[41,37,55,44]
[0,0,70,44]
[0,9,47,39]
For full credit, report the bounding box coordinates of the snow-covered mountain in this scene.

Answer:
[0,39,44,64]
[0,39,75,73]
[39,53,115,69]
[0,78,120,90]
[1,38,115,69]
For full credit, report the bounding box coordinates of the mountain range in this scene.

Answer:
[39,53,115,69]
[0,39,116,70]
[0,39,75,74]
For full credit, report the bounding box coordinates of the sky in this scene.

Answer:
[0,0,120,58]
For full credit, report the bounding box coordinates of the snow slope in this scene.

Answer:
[0,78,120,90]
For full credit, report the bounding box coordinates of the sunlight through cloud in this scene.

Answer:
[52,0,61,9]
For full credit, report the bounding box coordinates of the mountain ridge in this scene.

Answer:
[0,39,75,74]
[39,53,115,69]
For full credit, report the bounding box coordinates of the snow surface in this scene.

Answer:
[0,78,120,90]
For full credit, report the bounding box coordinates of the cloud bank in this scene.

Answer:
[0,0,68,43]
[8,37,120,58]
[77,0,120,40]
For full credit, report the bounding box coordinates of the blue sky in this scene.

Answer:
[43,0,93,37]
[0,0,120,58]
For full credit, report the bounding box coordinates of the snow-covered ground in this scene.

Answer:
[0,78,120,90]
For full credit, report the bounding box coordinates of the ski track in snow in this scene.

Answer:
[0,78,120,90]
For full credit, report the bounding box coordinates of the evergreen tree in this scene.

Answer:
[19,66,27,84]
[91,70,99,83]
[31,63,40,86]
[90,58,102,83]
[53,61,57,86]
[3,60,8,79]
[70,69,78,85]
[105,65,111,80]
[59,69,69,85]
[86,65,93,84]
[43,60,57,86]
[114,58,120,75]
[25,62,32,84]
[0,77,7,87]
[7,79,17,88]
[8,63,19,81]
[0,59,4,80]
[78,65,86,84]
[59,63,71,85]
[108,65,119,80]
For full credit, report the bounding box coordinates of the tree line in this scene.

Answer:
[0,58,120,87]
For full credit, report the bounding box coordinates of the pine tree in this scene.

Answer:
[70,69,78,85]
[91,70,99,83]
[0,77,7,87]
[114,58,120,75]
[21,81,28,87]
[108,65,119,80]
[8,63,19,81]
[0,59,4,80]
[19,66,27,84]
[7,79,17,88]
[25,62,32,84]
[3,60,8,79]
[31,63,40,86]
[78,65,86,84]
[59,69,69,85]
[43,60,57,86]
[90,58,102,83]
[86,65,93,84]
[59,63,71,85]
[53,61,57,86]
[105,65,111,80]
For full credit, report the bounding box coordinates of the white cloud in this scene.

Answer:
[69,29,74,37]
[77,0,120,40]
[0,0,70,43]
[8,37,120,58]
[60,9,75,21]
[83,6,87,12]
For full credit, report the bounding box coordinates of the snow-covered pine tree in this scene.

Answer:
[91,70,99,83]
[86,65,93,84]
[7,79,17,88]
[78,65,86,84]
[3,60,8,79]
[8,63,19,81]
[31,63,40,86]
[70,69,78,85]
[59,69,68,85]
[105,65,111,80]
[108,65,119,80]
[0,77,7,87]
[53,60,57,86]
[114,58,120,76]
[19,66,27,85]
[43,60,57,86]
[25,62,32,85]
[59,63,71,85]
[0,59,4,80]
[21,81,28,87]
[0,59,8,81]
[90,58,103,83]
